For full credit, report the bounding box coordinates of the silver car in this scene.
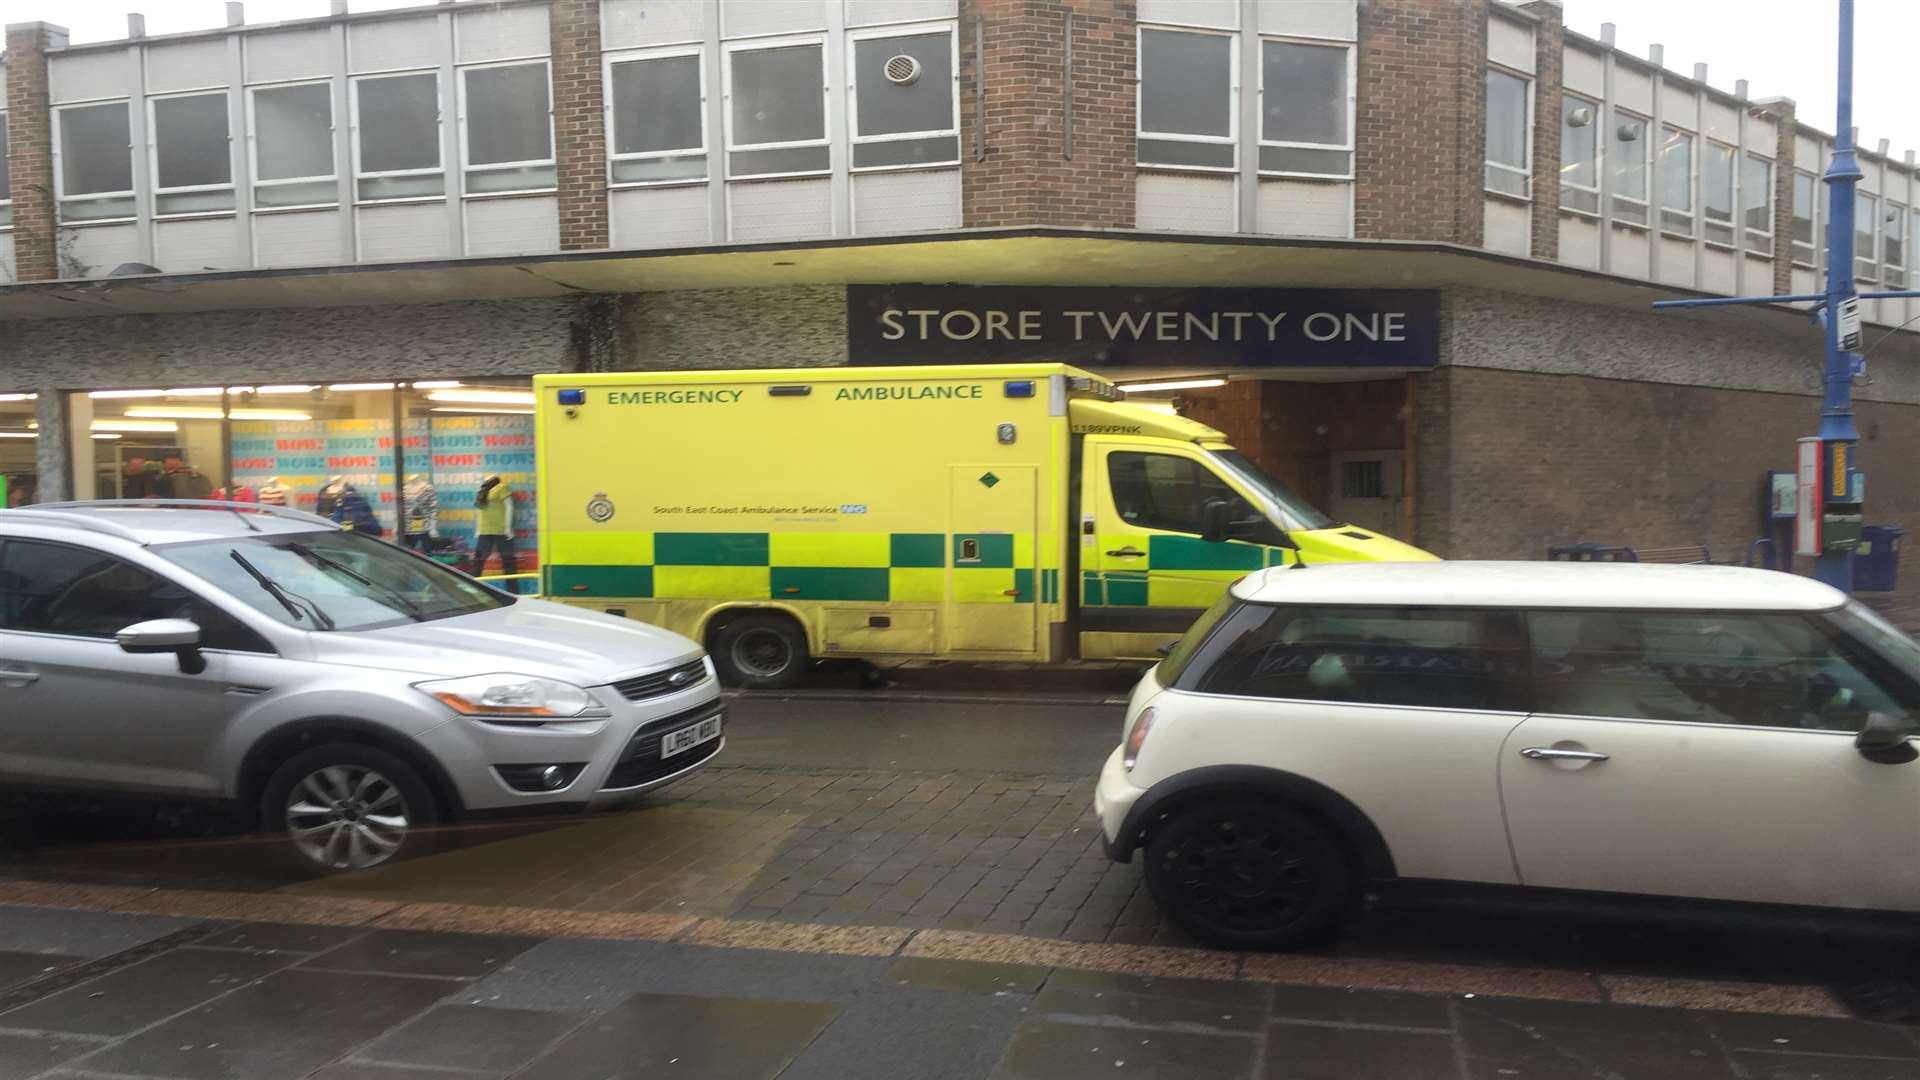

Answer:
[0,500,723,873]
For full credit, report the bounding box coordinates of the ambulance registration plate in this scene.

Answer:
[661,715,722,759]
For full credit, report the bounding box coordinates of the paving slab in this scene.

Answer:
[514,991,839,1080]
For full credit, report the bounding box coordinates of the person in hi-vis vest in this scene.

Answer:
[471,475,516,578]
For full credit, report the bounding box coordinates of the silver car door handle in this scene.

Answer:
[1520,747,1609,762]
[0,670,39,685]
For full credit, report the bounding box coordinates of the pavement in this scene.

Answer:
[0,683,1918,1077]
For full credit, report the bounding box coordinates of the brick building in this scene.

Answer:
[0,0,1916,604]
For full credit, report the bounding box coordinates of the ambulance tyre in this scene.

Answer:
[712,613,810,689]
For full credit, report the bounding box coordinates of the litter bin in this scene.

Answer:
[1855,525,1905,592]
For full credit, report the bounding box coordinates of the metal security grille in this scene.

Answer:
[1341,459,1386,499]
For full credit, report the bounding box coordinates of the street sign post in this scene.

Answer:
[1651,0,1912,591]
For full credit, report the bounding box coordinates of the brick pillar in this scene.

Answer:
[1354,0,1488,245]
[1760,97,1798,294]
[549,0,608,250]
[5,22,66,282]
[1520,0,1563,259]
[959,0,1135,228]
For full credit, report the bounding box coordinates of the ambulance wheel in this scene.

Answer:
[713,613,810,689]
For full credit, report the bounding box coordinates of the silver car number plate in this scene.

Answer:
[661,716,721,759]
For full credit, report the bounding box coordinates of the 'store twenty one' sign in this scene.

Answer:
[847,285,1441,368]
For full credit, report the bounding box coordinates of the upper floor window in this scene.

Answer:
[1559,94,1598,214]
[1701,140,1734,245]
[0,111,11,228]
[1791,170,1817,266]
[1610,111,1649,226]
[1259,39,1350,177]
[1483,67,1529,197]
[850,27,958,170]
[1856,190,1878,278]
[151,91,235,217]
[55,101,135,222]
[1911,207,1919,283]
[460,61,554,194]
[1741,153,1772,254]
[608,50,706,185]
[1654,125,1690,234]
[726,39,828,178]
[1884,201,1906,287]
[352,71,443,202]
[1137,27,1234,170]
[250,81,336,209]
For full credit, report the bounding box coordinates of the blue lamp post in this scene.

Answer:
[1652,0,1899,591]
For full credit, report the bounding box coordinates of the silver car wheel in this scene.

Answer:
[284,764,411,871]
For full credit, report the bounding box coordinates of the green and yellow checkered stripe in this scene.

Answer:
[546,531,1059,604]
[1083,535,1292,608]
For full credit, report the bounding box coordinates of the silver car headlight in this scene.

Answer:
[416,674,592,719]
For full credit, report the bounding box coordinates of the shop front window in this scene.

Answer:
[45,380,540,593]
[0,392,39,507]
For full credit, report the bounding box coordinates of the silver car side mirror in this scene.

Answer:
[116,619,207,675]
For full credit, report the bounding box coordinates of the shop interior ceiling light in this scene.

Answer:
[429,406,535,415]
[427,389,537,405]
[1119,378,1227,393]
[125,407,313,421]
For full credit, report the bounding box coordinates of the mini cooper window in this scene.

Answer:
[1529,609,1916,731]
[1189,605,1526,710]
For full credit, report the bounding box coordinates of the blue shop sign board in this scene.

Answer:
[847,285,1441,369]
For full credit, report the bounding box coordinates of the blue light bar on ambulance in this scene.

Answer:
[556,388,586,406]
[1003,381,1036,398]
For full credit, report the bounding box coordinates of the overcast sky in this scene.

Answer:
[2,0,1914,155]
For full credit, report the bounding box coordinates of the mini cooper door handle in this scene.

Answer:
[1520,746,1609,762]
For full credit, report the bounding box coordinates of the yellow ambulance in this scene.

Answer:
[534,364,1432,686]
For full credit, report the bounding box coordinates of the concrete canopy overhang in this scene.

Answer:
[0,227,1881,355]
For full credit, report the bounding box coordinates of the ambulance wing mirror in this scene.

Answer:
[1200,499,1233,544]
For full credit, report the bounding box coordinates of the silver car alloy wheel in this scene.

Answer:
[284,764,411,871]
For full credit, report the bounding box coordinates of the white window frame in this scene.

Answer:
[1741,152,1773,254]
[1651,123,1697,237]
[147,88,237,221]
[1483,64,1532,199]
[1885,199,1906,287]
[847,21,962,174]
[1701,138,1736,248]
[349,69,444,206]
[1856,190,1879,280]
[1135,24,1238,175]
[722,34,831,181]
[1791,168,1819,268]
[0,109,12,229]
[1609,109,1651,230]
[457,57,557,199]
[246,79,338,213]
[604,44,708,189]
[52,99,137,224]
[1558,93,1600,216]
[1256,35,1355,180]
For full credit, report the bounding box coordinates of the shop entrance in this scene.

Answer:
[1140,374,1414,541]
